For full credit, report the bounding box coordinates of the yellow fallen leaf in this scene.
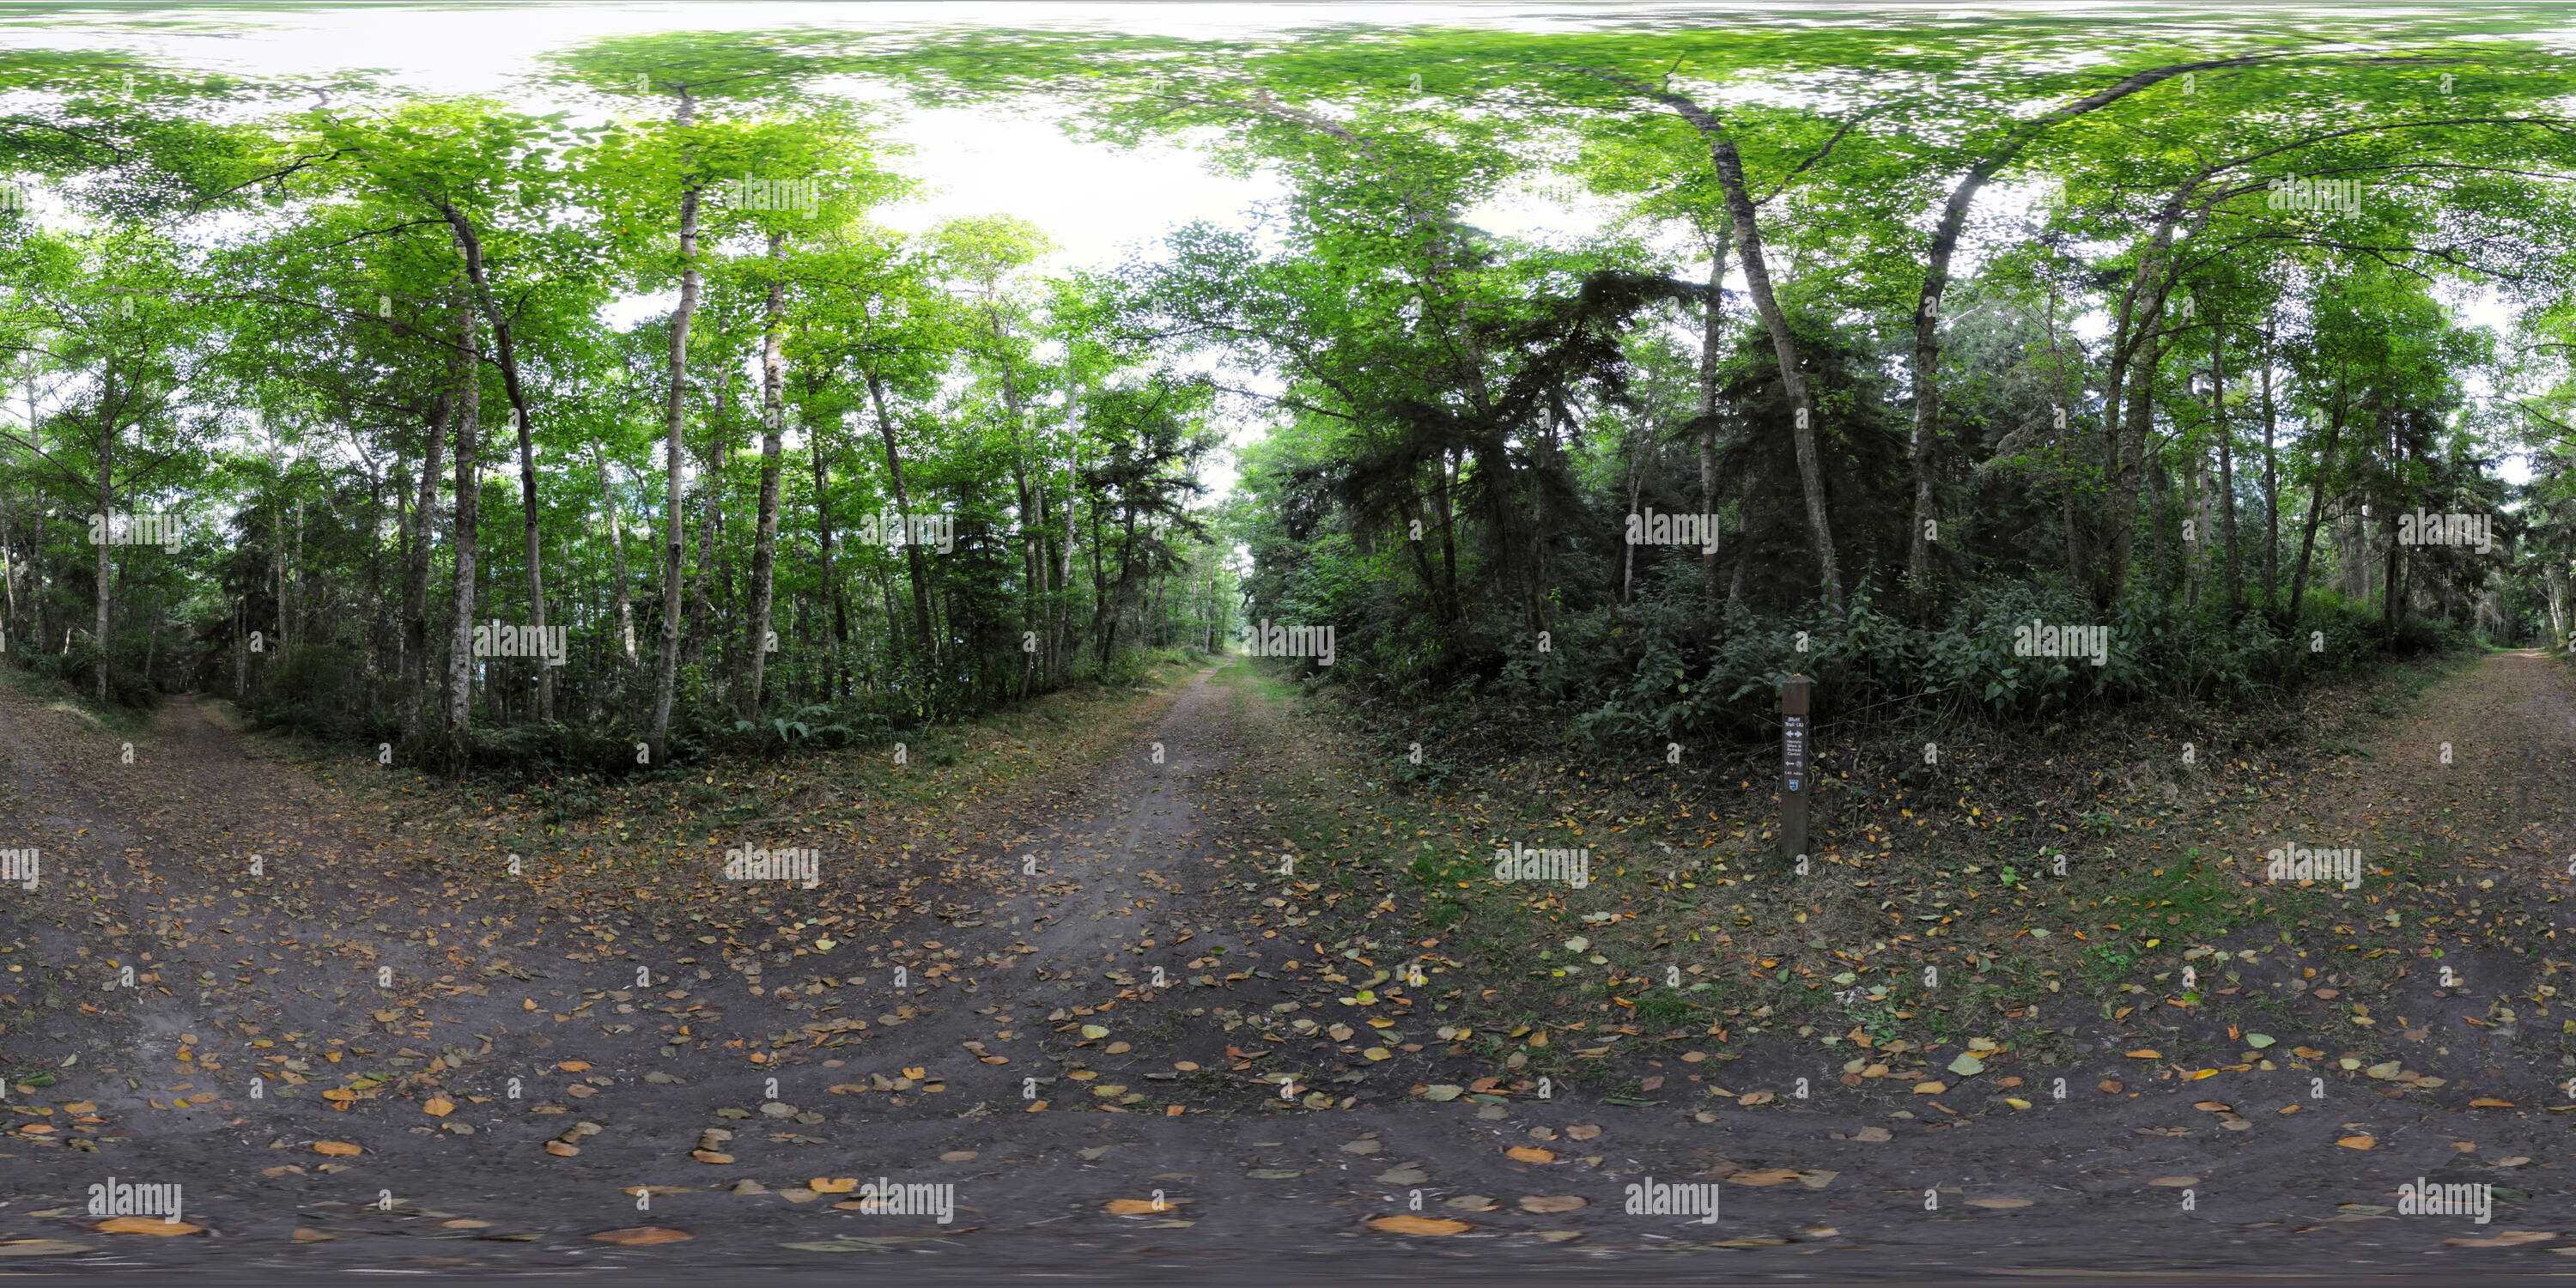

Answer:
[2125,1049,2161,1059]
[1104,1198,1194,1213]
[586,1226,692,1246]
[2003,1097,2032,1109]
[1505,1146,1556,1163]
[1366,1215,1473,1236]
[544,1140,580,1157]
[1727,1169,1803,1187]
[559,1061,592,1072]
[1967,1198,2032,1209]
[422,1097,454,1117]
[93,1218,202,1236]
[1518,1194,1586,1213]
[1912,1081,1946,1095]
[810,1178,857,1194]
[2443,1231,2557,1248]
[313,1140,361,1156]
[2336,1136,2376,1150]
[2470,1097,2516,1108]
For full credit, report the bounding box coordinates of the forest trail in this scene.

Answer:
[0,657,2567,1279]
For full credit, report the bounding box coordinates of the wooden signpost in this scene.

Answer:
[1781,674,1812,867]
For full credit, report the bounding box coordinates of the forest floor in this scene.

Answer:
[0,647,2563,1284]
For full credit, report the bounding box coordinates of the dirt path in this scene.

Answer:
[0,656,2564,1281]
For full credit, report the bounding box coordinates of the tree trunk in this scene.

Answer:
[2259,313,2281,619]
[2213,313,2239,618]
[1701,124,1838,610]
[2283,363,2348,634]
[866,368,936,664]
[400,345,454,744]
[446,304,483,746]
[808,396,846,700]
[588,438,635,663]
[650,86,702,762]
[742,230,790,714]
[93,415,111,703]
[442,203,551,722]
[1698,234,1728,605]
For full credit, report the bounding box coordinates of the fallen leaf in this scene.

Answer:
[93,1216,204,1236]
[1565,1124,1601,1140]
[2099,1079,2123,1094]
[1105,1198,1193,1214]
[313,1140,361,1157]
[2124,1049,2161,1060]
[2148,1176,2198,1187]
[1967,1198,2033,1210]
[1529,1230,1583,1243]
[1421,1085,1462,1102]
[1738,1090,1774,1106]
[1852,1125,1893,1142]
[1366,1215,1473,1236]
[2445,1231,2557,1248]
[2470,1097,2516,1108]
[1443,1194,1498,1211]
[1727,1169,1801,1188]
[0,1239,94,1255]
[290,1228,336,1243]
[93,1216,202,1236]
[810,1178,858,1194]
[1505,1146,1556,1163]
[422,1097,454,1117]
[1912,1081,1946,1095]
[588,1226,694,1245]
[545,1141,580,1157]
[2336,1136,2377,1150]
[1518,1195,1586,1213]
[1947,1053,1984,1076]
